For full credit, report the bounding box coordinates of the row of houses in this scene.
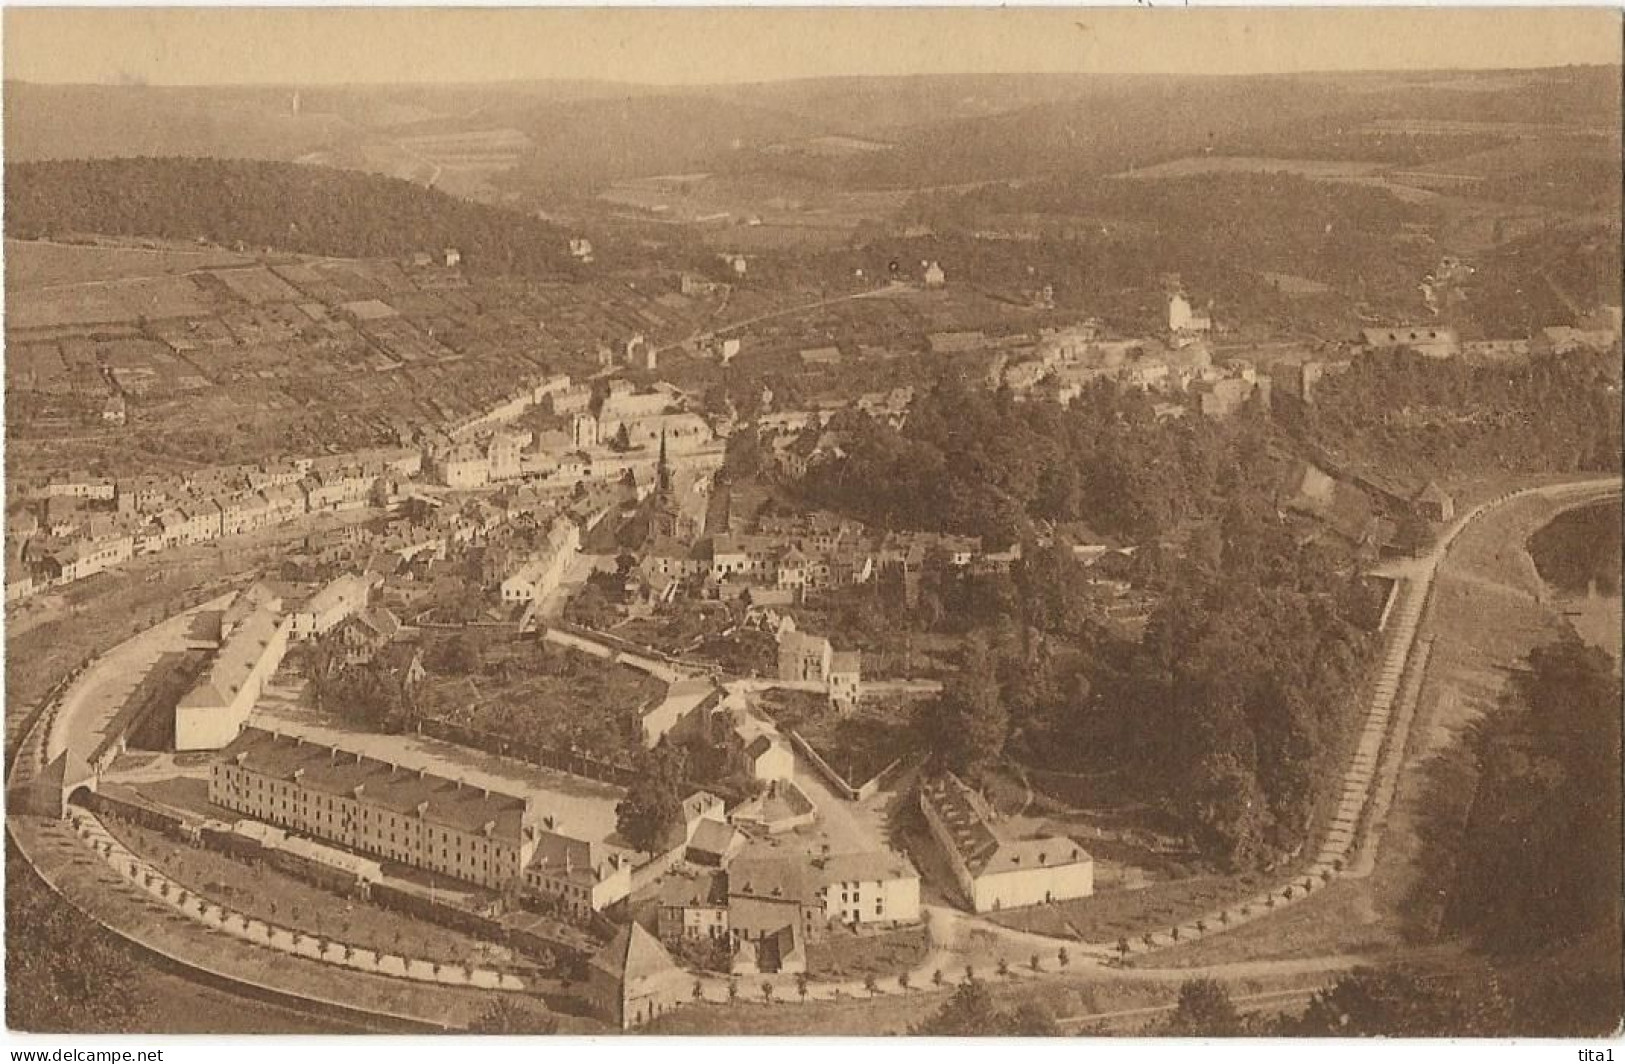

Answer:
[638,515,1019,617]
[444,372,576,441]
[9,453,421,604]
[776,624,862,708]
[13,411,648,607]
[429,422,723,494]
[977,304,1619,421]
[12,371,677,604]
[1360,315,1621,361]
[498,516,582,605]
[656,847,921,975]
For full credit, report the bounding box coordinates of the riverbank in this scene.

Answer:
[1528,498,1622,664]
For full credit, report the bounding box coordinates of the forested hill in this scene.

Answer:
[4,158,574,274]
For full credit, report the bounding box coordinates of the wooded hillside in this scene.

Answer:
[5,158,575,274]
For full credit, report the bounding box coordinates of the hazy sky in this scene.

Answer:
[4,7,1621,87]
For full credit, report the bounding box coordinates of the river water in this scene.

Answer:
[1527,498,1623,663]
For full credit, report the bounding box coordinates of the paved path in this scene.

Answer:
[46,592,235,779]
[654,283,910,356]
[1094,478,1620,960]
[1056,984,1325,1031]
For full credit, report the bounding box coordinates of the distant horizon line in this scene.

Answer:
[6,61,1621,92]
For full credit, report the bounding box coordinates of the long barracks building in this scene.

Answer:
[211,726,540,890]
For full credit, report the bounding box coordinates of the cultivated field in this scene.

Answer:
[5,238,253,291]
[1115,156,1391,180]
[7,273,219,329]
[596,174,912,244]
[1258,271,1333,296]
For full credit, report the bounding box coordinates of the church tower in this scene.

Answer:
[656,428,672,496]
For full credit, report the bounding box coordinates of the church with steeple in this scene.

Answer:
[650,429,684,540]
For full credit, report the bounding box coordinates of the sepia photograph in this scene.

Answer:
[1,5,1621,1046]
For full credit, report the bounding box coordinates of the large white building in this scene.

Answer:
[1168,293,1212,336]
[46,533,134,584]
[175,599,291,751]
[212,726,541,891]
[919,772,1093,913]
[498,518,581,604]
[573,410,714,455]
[523,827,635,918]
[288,573,372,639]
[810,850,921,928]
[777,628,832,683]
[435,444,491,489]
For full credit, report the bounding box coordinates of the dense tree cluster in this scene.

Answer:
[1164,950,1622,1038]
[1285,966,1505,1036]
[910,979,1059,1036]
[1446,638,1622,956]
[308,634,647,762]
[803,375,1277,546]
[898,173,1431,304]
[7,844,144,1032]
[426,631,485,677]
[730,77,1361,193]
[923,638,1011,780]
[808,394,1376,863]
[5,159,575,274]
[1160,977,1245,1036]
[615,743,689,855]
[1168,967,1511,1037]
[1527,502,1621,595]
[305,638,420,734]
[1304,349,1622,481]
[813,381,1381,867]
[313,660,421,734]
[914,501,1378,867]
[1093,505,1380,866]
